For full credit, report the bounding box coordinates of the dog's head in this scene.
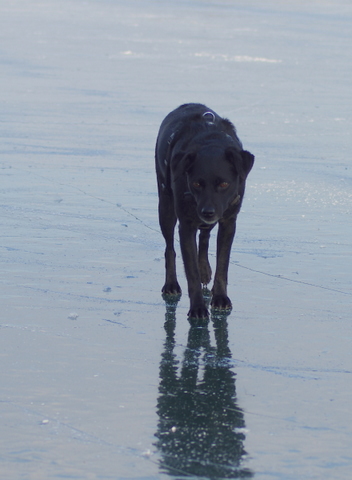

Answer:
[172,144,254,224]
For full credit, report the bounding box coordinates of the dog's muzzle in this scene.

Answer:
[199,206,219,224]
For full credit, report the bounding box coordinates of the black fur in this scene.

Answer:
[155,103,254,319]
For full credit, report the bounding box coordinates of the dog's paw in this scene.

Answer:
[202,286,212,300]
[199,262,212,286]
[188,304,209,320]
[211,295,232,311]
[162,282,182,296]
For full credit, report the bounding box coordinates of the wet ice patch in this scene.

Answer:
[118,50,144,59]
[118,50,282,63]
[194,52,282,63]
[249,180,352,210]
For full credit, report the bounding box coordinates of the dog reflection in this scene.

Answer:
[155,304,253,478]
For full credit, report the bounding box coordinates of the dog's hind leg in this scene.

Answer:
[158,191,181,296]
[179,223,209,319]
[211,217,237,310]
[198,228,212,286]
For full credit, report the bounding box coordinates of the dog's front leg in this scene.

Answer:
[158,190,181,296]
[211,216,237,310]
[198,228,212,285]
[179,222,209,319]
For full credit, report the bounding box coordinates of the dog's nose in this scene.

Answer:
[201,206,216,219]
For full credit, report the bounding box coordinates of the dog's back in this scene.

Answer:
[156,104,242,175]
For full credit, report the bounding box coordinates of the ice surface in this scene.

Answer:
[1,0,351,479]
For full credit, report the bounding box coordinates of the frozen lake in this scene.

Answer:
[1,0,351,478]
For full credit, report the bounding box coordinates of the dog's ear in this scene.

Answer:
[171,151,196,172]
[226,148,255,180]
[182,152,197,174]
[241,150,255,176]
[171,151,197,180]
[170,151,184,170]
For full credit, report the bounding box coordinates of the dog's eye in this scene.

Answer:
[219,182,229,189]
[193,182,201,189]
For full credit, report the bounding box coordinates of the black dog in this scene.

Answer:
[155,103,254,319]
